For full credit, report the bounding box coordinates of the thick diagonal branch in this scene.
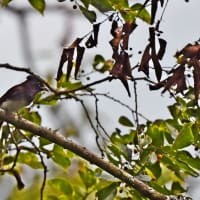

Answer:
[0,109,169,200]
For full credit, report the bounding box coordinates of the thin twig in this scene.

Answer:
[74,96,104,156]
[99,93,149,121]
[17,130,48,200]
[0,125,25,189]
[94,95,110,138]
[133,80,139,128]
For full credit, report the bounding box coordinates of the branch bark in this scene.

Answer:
[0,109,169,200]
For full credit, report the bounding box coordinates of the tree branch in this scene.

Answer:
[0,109,169,200]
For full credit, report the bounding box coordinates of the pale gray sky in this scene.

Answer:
[0,0,200,199]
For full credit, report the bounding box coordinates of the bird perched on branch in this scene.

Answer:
[0,75,47,127]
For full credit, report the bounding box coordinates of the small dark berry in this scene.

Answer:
[73,5,77,9]
[134,149,138,154]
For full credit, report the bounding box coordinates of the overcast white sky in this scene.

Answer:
[0,0,200,199]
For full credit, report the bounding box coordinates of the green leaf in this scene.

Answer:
[149,182,170,195]
[173,123,194,150]
[96,182,119,200]
[80,0,90,8]
[161,155,185,177]
[174,159,198,177]
[51,144,71,168]
[90,0,113,12]
[118,116,134,127]
[105,151,119,165]
[136,147,154,168]
[18,152,43,169]
[176,150,200,170]
[111,129,137,145]
[147,121,165,147]
[1,0,12,6]
[120,3,150,23]
[130,3,151,24]
[147,162,161,179]
[46,196,59,200]
[39,137,52,147]
[108,144,129,160]
[57,77,86,91]
[168,104,180,120]
[48,178,73,196]
[79,5,96,23]
[28,0,45,14]
[171,182,186,195]
[93,54,112,73]
[3,156,14,165]
[36,95,58,105]
[79,168,97,189]
[20,108,41,125]
[111,0,129,10]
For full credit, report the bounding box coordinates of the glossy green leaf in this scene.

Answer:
[108,144,128,160]
[18,152,43,169]
[192,122,200,148]
[20,108,41,125]
[96,182,119,200]
[57,77,85,91]
[129,188,144,200]
[80,0,90,8]
[39,137,52,147]
[168,104,180,120]
[120,3,150,23]
[79,5,96,23]
[46,196,59,200]
[48,178,73,196]
[105,151,119,165]
[90,0,113,12]
[149,182,170,195]
[174,158,198,177]
[111,0,129,10]
[176,150,200,170]
[51,144,71,168]
[147,121,165,146]
[147,162,161,179]
[171,182,186,195]
[173,123,194,150]
[3,156,14,165]
[28,0,45,14]
[79,168,97,188]
[130,3,151,23]
[118,116,134,127]
[161,155,182,176]
[36,95,58,105]
[137,147,154,167]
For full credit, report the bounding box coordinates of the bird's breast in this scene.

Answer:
[0,99,27,112]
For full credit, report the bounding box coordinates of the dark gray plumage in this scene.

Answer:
[0,75,46,127]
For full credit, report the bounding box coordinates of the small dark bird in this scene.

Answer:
[0,75,46,127]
